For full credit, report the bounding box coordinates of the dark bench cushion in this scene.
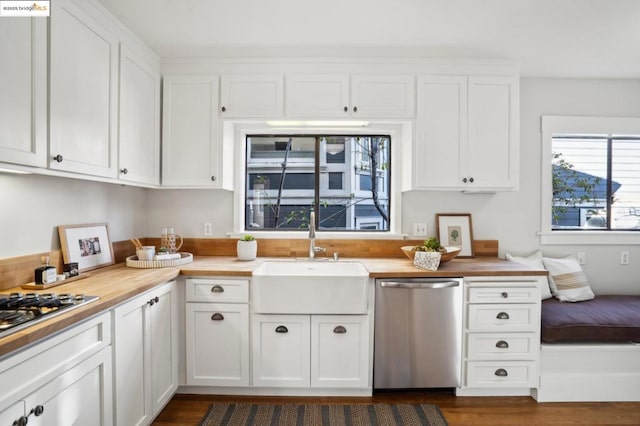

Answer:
[541,295,640,343]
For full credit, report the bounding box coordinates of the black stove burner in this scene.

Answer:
[0,292,98,338]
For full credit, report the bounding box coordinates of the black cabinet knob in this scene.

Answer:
[353,106,358,113]
[52,154,63,163]
[14,416,28,426]
[120,168,128,175]
[211,176,216,181]
[221,106,226,112]
[462,177,467,183]
[469,177,474,183]
[501,292,508,298]
[33,405,44,417]
[343,106,348,112]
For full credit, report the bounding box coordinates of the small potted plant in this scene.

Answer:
[237,234,257,261]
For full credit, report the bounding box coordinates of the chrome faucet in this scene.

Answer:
[308,211,326,259]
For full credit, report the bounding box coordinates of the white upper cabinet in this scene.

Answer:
[118,44,161,185]
[162,75,223,187]
[286,74,415,118]
[350,75,415,118]
[467,76,519,190]
[0,18,47,168]
[286,74,350,118]
[220,75,284,118]
[49,0,118,178]
[414,74,518,191]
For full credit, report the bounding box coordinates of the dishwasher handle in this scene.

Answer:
[379,280,460,289]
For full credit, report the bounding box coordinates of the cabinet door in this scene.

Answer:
[467,76,518,190]
[118,44,161,185]
[414,76,467,189]
[286,74,349,118]
[50,0,118,178]
[311,315,369,388]
[252,314,310,387]
[113,292,151,426]
[149,282,178,416]
[0,18,47,168]
[26,347,113,426]
[186,303,249,386]
[162,76,220,186]
[351,75,415,118]
[221,75,283,117]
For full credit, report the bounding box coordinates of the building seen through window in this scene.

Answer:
[245,135,390,232]
[551,135,640,230]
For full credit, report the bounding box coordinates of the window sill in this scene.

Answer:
[540,231,640,245]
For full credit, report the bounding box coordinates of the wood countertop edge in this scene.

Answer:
[1,256,546,358]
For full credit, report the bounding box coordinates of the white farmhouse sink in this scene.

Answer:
[251,260,369,314]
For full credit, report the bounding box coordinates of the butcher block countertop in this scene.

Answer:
[1,255,545,358]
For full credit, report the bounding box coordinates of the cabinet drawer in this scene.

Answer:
[466,361,537,388]
[467,304,539,332]
[467,333,537,360]
[186,278,249,303]
[468,286,540,304]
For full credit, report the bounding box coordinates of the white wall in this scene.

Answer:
[3,77,640,293]
[0,173,147,259]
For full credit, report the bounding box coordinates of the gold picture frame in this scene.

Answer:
[435,213,474,258]
[58,223,115,272]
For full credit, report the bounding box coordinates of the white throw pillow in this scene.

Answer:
[506,250,553,300]
[542,255,595,302]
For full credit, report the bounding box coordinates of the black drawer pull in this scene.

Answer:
[211,313,224,321]
[494,368,508,377]
[496,312,510,320]
[501,292,509,298]
[495,340,509,349]
[211,285,224,293]
[275,325,288,333]
[333,325,347,334]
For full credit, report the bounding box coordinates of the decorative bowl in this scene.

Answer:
[401,246,462,263]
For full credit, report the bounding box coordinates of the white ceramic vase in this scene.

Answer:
[237,240,257,261]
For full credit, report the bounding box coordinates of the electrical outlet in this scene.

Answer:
[577,252,586,265]
[621,251,629,265]
[203,222,213,236]
[413,223,427,236]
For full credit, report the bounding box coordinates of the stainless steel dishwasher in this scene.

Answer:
[374,277,463,389]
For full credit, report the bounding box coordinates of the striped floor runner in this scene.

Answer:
[199,402,448,426]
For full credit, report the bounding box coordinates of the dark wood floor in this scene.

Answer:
[152,390,640,425]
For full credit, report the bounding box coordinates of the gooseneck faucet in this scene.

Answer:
[308,211,326,259]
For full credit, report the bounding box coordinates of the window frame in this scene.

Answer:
[540,116,640,245]
[230,121,409,238]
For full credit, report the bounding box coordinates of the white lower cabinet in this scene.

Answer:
[185,278,250,387]
[113,281,178,426]
[252,314,369,389]
[252,314,311,388]
[186,303,249,386]
[0,313,112,426]
[311,315,369,388]
[459,277,541,396]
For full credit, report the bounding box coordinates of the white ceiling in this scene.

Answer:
[96,0,640,78]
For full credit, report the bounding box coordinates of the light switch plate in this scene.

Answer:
[413,223,427,236]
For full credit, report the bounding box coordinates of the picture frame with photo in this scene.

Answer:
[58,223,115,272]
[435,213,474,258]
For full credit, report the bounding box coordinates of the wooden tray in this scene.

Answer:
[21,273,91,290]
[126,252,193,269]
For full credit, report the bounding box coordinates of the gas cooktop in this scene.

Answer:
[0,292,99,339]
